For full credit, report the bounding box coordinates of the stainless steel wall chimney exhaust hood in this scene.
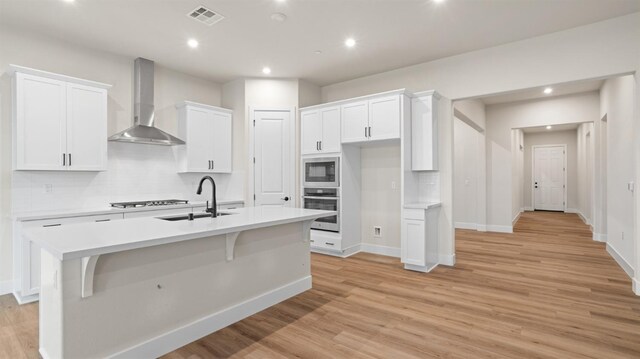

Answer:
[108,58,185,145]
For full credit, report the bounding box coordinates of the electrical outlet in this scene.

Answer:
[44,184,53,193]
[391,181,397,190]
[373,226,382,237]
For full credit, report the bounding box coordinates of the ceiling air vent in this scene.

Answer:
[187,5,224,26]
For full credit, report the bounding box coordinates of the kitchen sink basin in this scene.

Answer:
[157,212,235,221]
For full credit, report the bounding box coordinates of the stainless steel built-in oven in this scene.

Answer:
[302,187,340,232]
[303,157,339,188]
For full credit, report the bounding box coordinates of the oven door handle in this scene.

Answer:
[302,196,339,200]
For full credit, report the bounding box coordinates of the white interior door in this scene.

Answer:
[533,146,565,211]
[253,109,292,207]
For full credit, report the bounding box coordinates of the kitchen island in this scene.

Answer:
[25,206,334,359]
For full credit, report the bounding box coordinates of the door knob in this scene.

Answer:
[282,196,290,201]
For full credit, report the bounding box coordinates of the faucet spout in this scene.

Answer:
[196,176,217,218]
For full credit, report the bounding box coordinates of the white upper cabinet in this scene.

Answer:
[368,95,400,141]
[301,106,341,154]
[411,92,439,171]
[301,110,321,154]
[11,67,110,171]
[341,95,401,144]
[341,100,369,143]
[176,101,233,173]
[66,83,108,171]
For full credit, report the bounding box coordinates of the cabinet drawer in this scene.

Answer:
[309,231,341,250]
[22,213,124,228]
[219,202,244,210]
[403,209,425,220]
[123,208,192,219]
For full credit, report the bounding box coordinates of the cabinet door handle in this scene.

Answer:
[368,126,371,138]
[68,153,71,167]
[325,242,335,246]
[365,127,367,138]
[95,219,111,222]
[43,223,61,228]
[212,161,214,169]
[319,141,322,151]
[62,153,66,166]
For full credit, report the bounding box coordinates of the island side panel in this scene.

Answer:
[39,249,64,359]
[51,222,311,358]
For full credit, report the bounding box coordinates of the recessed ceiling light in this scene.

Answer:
[314,50,323,55]
[62,0,75,3]
[433,0,445,3]
[544,87,553,94]
[345,38,356,48]
[275,0,286,2]
[187,39,199,48]
[262,67,272,75]
[546,125,552,130]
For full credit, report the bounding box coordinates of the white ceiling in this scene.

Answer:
[521,123,580,134]
[1,0,639,86]
[480,79,605,105]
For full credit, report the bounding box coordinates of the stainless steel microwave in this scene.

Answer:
[303,157,339,187]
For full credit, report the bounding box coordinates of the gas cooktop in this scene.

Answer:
[110,199,189,209]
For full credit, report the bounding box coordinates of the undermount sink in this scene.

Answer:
[157,212,235,221]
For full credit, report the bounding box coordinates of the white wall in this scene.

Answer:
[453,118,480,229]
[0,26,229,285]
[576,122,596,225]
[453,100,487,231]
[511,129,524,225]
[361,144,401,248]
[485,92,600,229]
[523,130,578,211]
[601,75,636,275]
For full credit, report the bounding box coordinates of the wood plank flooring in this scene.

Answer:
[2,211,639,358]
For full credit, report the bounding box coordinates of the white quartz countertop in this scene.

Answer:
[403,202,442,210]
[12,199,244,221]
[26,207,334,261]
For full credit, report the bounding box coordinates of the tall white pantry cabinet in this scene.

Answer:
[10,65,111,171]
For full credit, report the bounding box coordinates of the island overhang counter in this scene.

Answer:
[26,206,335,359]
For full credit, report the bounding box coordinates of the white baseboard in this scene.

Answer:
[476,224,487,232]
[439,254,456,266]
[606,244,635,279]
[593,233,607,242]
[634,278,640,296]
[523,206,534,211]
[0,280,12,296]
[566,208,591,226]
[512,212,522,226]
[109,275,312,359]
[486,225,513,233]
[359,243,400,258]
[310,244,360,258]
[455,222,477,230]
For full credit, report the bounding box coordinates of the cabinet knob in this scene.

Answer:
[282,196,290,201]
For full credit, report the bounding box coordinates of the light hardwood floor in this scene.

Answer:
[2,211,640,358]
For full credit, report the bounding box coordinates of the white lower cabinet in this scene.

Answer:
[309,230,344,253]
[401,207,439,272]
[15,213,124,300]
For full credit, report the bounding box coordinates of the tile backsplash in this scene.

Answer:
[11,142,244,213]
[418,171,440,203]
